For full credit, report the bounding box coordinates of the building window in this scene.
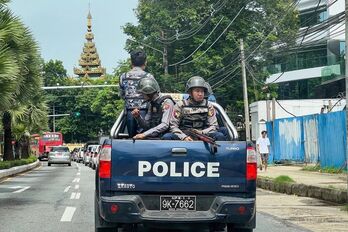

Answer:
[267,45,327,74]
[299,8,327,27]
[339,41,346,56]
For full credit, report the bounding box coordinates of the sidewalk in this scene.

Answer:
[0,160,40,181]
[257,165,348,204]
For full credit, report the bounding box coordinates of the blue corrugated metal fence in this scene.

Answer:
[265,111,346,168]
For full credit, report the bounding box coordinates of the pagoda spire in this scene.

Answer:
[74,10,105,78]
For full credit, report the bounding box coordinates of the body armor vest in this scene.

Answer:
[122,72,149,109]
[179,100,209,130]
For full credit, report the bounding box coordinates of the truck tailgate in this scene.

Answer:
[110,140,247,193]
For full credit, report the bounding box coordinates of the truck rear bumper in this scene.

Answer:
[98,195,255,225]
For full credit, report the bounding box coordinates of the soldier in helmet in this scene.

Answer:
[162,76,226,141]
[119,49,155,137]
[131,77,175,139]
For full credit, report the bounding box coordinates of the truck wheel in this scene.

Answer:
[227,224,253,232]
[95,196,117,232]
[68,163,71,166]
[48,163,51,166]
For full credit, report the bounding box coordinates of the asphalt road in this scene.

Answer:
[0,162,310,232]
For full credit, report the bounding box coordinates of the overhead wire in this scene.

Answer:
[168,16,225,66]
[179,6,245,66]
[211,65,240,89]
[156,0,227,43]
[244,0,301,61]
[275,99,297,117]
[252,0,341,85]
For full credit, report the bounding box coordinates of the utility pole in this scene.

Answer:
[266,93,271,121]
[161,31,169,75]
[52,103,56,132]
[53,104,56,133]
[240,39,251,140]
[272,97,276,121]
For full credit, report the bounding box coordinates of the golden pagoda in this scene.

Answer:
[74,11,106,78]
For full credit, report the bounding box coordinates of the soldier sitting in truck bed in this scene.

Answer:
[162,76,226,141]
[131,77,175,139]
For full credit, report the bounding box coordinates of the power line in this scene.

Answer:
[275,99,297,117]
[245,0,300,61]
[168,16,225,66]
[298,0,323,46]
[156,0,227,43]
[258,3,344,84]
[179,6,245,66]
[245,62,266,85]
[211,65,240,89]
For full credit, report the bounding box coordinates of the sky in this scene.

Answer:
[8,0,139,76]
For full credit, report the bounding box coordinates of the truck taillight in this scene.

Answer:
[246,146,257,181]
[99,144,111,178]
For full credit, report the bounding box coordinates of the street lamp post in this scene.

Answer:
[128,37,168,75]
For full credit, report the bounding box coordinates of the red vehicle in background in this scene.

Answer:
[30,132,63,160]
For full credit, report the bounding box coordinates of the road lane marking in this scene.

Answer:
[64,186,71,193]
[70,192,76,199]
[13,186,30,193]
[74,185,79,190]
[77,172,80,175]
[72,178,80,183]
[60,207,76,222]
[75,193,81,199]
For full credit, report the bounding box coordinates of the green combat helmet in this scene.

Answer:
[185,76,208,93]
[137,77,160,95]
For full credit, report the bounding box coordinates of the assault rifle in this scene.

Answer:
[185,129,220,154]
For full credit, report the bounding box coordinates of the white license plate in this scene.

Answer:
[160,196,196,211]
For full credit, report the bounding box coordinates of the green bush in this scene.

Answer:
[0,156,37,170]
[274,175,295,184]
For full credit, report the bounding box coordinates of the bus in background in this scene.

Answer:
[30,132,64,160]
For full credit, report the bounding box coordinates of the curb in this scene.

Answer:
[257,177,348,204]
[0,160,41,180]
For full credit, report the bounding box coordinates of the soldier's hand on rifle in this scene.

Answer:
[192,129,203,134]
[131,108,140,118]
[184,136,193,141]
[133,133,146,140]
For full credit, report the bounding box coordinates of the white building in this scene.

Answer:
[250,98,346,141]
[266,0,345,99]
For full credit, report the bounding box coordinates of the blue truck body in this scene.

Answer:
[95,100,256,232]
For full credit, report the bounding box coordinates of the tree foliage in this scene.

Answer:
[123,0,299,120]
[0,1,48,160]
[44,67,124,143]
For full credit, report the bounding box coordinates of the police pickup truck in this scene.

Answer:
[95,94,257,232]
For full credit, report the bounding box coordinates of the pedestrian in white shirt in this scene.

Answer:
[256,131,271,171]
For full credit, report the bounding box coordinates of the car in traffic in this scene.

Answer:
[48,146,71,166]
[76,147,84,163]
[90,145,101,170]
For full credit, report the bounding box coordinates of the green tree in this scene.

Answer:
[43,59,68,86]
[123,0,299,121]
[45,73,123,143]
[0,1,47,160]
